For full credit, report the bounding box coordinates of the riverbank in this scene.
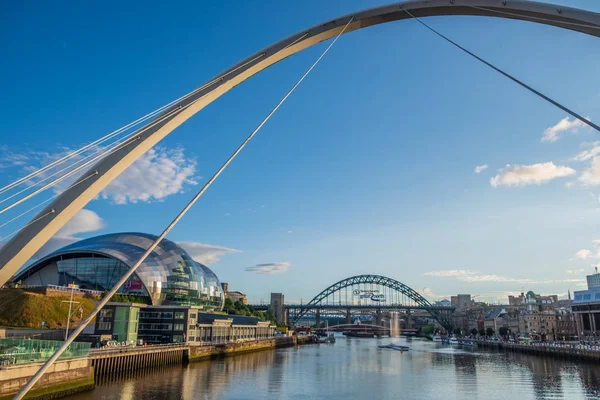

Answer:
[470,339,600,362]
[1,336,310,399]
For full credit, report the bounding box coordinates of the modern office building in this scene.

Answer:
[94,302,275,345]
[573,270,600,339]
[12,232,224,310]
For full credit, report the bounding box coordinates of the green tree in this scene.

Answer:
[470,328,478,336]
[479,328,485,337]
[422,325,435,335]
[498,327,509,338]
[486,327,495,337]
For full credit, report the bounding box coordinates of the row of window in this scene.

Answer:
[139,311,186,319]
[574,292,600,301]
[138,323,186,331]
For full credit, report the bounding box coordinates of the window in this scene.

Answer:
[98,322,112,330]
[174,324,184,331]
[140,311,173,319]
[172,335,184,343]
[584,294,592,300]
[100,309,114,318]
[189,325,196,330]
[174,312,185,319]
[575,294,583,301]
[188,336,195,342]
[189,313,196,319]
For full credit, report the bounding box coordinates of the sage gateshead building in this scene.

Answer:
[12,232,224,311]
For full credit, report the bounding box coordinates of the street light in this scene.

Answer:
[61,284,81,341]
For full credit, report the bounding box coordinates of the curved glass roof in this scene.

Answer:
[15,232,224,309]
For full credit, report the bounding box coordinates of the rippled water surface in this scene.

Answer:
[67,337,600,400]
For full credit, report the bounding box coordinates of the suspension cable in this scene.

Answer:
[0,53,267,197]
[401,6,600,133]
[0,51,268,214]
[0,136,137,216]
[0,172,101,233]
[14,16,354,400]
[0,103,185,213]
[0,171,98,242]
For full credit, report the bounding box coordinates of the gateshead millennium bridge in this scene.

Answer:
[2,1,600,397]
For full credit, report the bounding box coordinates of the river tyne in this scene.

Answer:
[67,337,600,400]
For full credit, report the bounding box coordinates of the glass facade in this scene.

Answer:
[14,232,224,310]
[0,338,90,365]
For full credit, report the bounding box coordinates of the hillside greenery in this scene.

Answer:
[0,289,96,329]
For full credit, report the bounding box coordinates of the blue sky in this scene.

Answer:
[1,0,600,304]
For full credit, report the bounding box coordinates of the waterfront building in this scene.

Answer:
[12,232,224,310]
[222,282,248,305]
[587,268,600,289]
[93,302,275,344]
[484,309,507,335]
[509,292,526,306]
[269,293,286,324]
[457,294,472,310]
[572,270,600,339]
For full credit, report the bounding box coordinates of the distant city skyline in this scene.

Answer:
[1,0,600,304]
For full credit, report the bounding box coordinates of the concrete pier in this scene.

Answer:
[0,358,94,400]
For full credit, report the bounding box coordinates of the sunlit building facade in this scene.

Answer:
[13,232,224,310]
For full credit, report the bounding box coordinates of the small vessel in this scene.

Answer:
[379,343,410,352]
[327,333,336,343]
[458,341,475,347]
[432,334,443,342]
[449,336,459,345]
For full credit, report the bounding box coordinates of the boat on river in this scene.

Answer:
[379,343,410,352]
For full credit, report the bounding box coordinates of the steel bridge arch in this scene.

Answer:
[291,274,452,328]
[1,1,600,284]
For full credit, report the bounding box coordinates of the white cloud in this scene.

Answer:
[5,145,197,205]
[490,162,575,188]
[461,274,514,282]
[566,268,585,274]
[245,262,290,275]
[100,147,197,204]
[474,165,488,174]
[424,270,478,277]
[417,287,441,300]
[178,241,240,265]
[425,269,584,285]
[31,209,105,260]
[574,249,592,260]
[572,142,600,162]
[578,157,600,186]
[542,116,590,142]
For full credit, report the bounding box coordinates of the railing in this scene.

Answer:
[468,338,600,352]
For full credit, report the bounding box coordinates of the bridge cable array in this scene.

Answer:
[0,54,270,237]
[13,15,355,400]
[401,6,600,133]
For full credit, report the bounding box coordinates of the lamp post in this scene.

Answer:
[62,284,80,341]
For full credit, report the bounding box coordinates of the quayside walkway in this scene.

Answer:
[0,336,309,399]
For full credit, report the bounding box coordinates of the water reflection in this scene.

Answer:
[67,338,600,400]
